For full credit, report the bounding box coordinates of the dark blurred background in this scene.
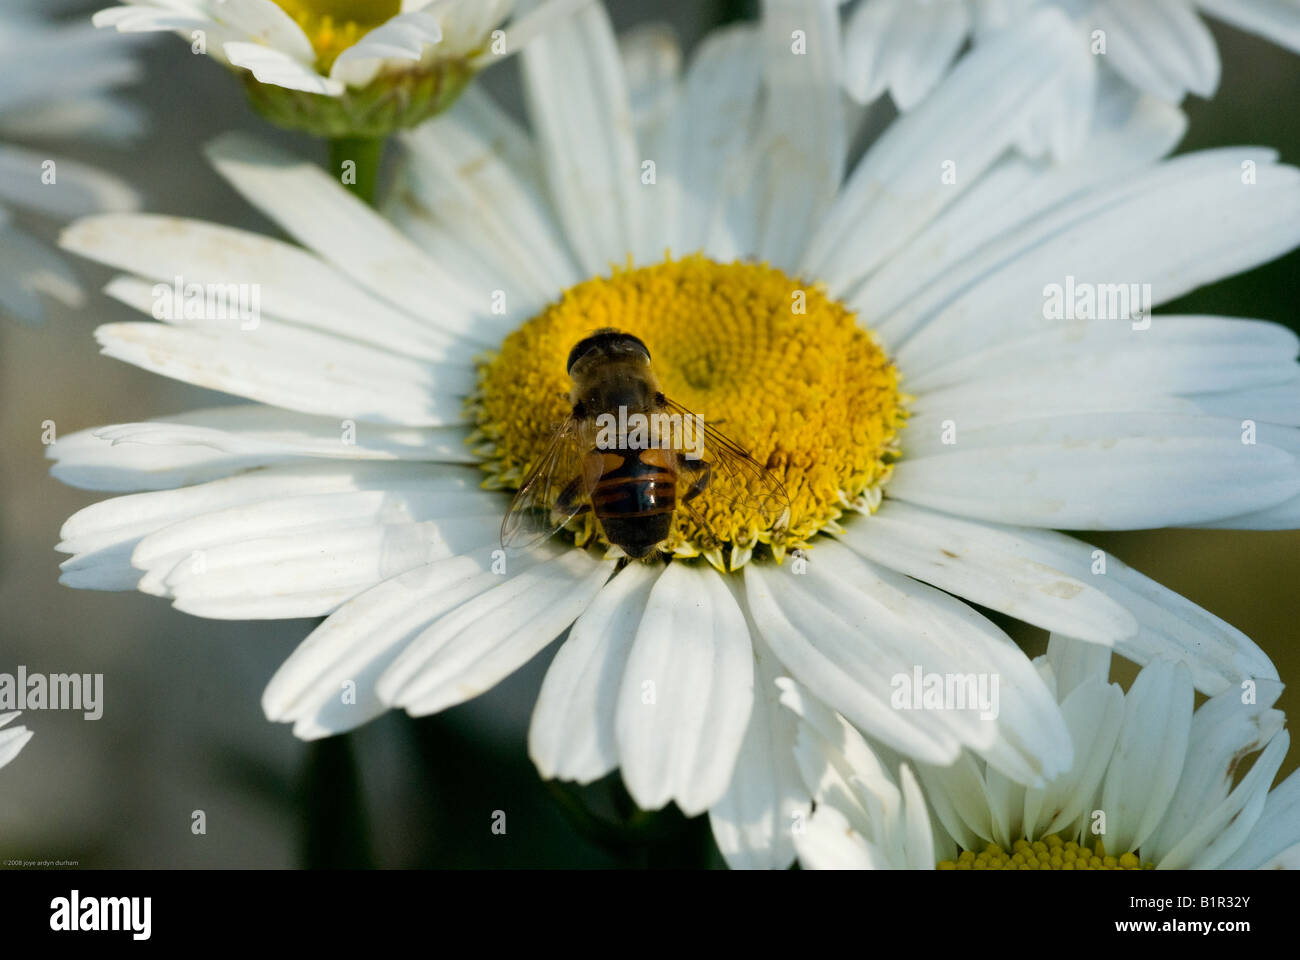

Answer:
[1,1,1297,868]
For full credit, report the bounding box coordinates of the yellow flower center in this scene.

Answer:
[271,0,401,72]
[937,835,1153,870]
[469,255,907,569]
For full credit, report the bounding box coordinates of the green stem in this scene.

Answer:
[329,135,384,206]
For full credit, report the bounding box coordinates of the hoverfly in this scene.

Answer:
[501,328,790,560]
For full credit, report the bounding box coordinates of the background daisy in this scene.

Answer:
[787,638,1299,870]
[93,0,592,136]
[840,0,1300,121]
[0,0,142,322]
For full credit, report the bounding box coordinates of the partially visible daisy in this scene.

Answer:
[841,0,1300,115]
[52,3,1300,868]
[94,0,594,135]
[0,1,141,322]
[0,713,34,770]
[787,638,1299,870]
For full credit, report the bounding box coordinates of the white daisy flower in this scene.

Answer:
[0,712,34,770]
[52,2,1300,868]
[0,0,141,322]
[840,0,1300,115]
[786,637,1299,870]
[94,0,594,135]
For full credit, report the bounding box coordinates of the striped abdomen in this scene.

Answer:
[590,447,677,559]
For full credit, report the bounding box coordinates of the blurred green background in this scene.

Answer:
[1,1,1296,868]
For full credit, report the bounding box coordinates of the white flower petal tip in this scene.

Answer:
[613,563,755,816]
[223,41,344,96]
[331,12,443,71]
[0,713,34,770]
[528,560,662,785]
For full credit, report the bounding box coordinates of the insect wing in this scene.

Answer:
[500,417,599,550]
[658,395,791,536]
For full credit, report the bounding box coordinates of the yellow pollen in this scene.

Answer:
[936,835,1154,871]
[271,0,401,72]
[468,255,907,568]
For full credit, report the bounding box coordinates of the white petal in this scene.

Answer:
[0,223,82,322]
[1218,767,1300,869]
[263,550,531,739]
[1100,660,1194,853]
[59,461,479,591]
[709,617,808,870]
[839,501,1138,645]
[378,550,614,716]
[802,8,1080,294]
[779,676,890,821]
[865,82,1187,347]
[136,492,501,613]
[529,561,664,784]
[392,87,579,316]
[896,150,1300,370]
[0,717,33,770]
[330,11,442,89]
[1024,676,1125,839]
[49,406,472,493]
[914,753,992,853]
[660,23,763,259]
[0,145,137,218]
[1045,632,1112,697]
[795,804,878,869]
[204,133,495,344]
[58,459,461,552]
[520,1,641,275]
[747,541,1072,784]
[212,0,316,61]
[92,319,468,427]
[0,94,146,144]
[1146,681,1286,867]
[615,562,754,816]
[1199,0,1300,53]
[3,17,141,112]
[619,23,681,145]
[908,315,1297,398]
[783,680,932,868]
[1092,0,1220,101]
[1011,526,1277,696]
[748,0,844,267]
[1193,383,1300,427]
[1161,730,1289,869]
[1191,492,1300,530]
[887,413,1300,529]
[60,215,465,363]
[842,0,971,109]
[223,41,340,95]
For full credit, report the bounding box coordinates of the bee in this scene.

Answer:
[501,328,789,560]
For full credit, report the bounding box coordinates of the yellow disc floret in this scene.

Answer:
[272,0,401,72]
[936,835,1154,870]
[469,255,907,568]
